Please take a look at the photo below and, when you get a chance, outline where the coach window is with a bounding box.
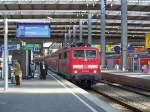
[64,52,67,59]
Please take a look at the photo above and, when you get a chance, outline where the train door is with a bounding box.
[63,51,68,74]
[58,53,62,72]
[56,57,59,72]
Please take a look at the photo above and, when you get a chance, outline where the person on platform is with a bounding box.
[40,61,47,80]
[30,61,36,78]
[115,64,119,71]
[13,60,22,86]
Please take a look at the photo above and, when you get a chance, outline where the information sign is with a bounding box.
[23,43,43,50]
[0,42,20,51]
[16,23,50,38]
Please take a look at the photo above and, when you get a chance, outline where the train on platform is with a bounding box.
[43,43,101,87]
[105,52,150,71]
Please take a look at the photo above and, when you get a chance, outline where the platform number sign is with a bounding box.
[145,33,150,48]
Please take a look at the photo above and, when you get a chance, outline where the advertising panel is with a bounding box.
[145,33,150,48]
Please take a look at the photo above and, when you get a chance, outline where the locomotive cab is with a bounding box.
[70,47,100,87]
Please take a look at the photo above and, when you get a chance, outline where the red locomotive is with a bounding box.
[44,43,101,87]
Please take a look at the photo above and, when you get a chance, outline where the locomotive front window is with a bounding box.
[74,50,85,58]
[73,50,96,58]
[86,50,96,58]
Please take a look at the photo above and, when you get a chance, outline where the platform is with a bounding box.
[101,70,150,90]
[0,71,117,112]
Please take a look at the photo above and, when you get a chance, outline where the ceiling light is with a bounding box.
[110,3,113,7]
[92,3,95,7]
[86,4,89,7]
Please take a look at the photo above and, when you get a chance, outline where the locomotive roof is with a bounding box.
[49,46,99,57]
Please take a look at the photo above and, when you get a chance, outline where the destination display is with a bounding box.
[16,23,50,38]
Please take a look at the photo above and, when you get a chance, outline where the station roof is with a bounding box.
[0,0,150,44]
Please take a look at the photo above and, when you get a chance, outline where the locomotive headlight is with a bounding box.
[93,70,97,73]
[74,70,78,73]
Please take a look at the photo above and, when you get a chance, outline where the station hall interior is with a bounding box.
[0,0,150,112]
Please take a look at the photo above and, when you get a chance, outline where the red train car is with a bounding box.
[105,52,150,71]
[44,44,101,87]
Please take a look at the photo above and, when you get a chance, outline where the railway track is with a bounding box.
[101,80,150,98]
[50,70,150,111]
[91,82,150,112]
[87,89,130,112]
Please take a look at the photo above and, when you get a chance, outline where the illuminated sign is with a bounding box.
[0,42,20,52]
[23,43,43,50]
[16,23,51,38]
[145,33,150,48]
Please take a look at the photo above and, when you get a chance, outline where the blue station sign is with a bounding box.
[16,23,51,38]
[0,42,20,52]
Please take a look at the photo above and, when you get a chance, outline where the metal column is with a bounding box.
[79,19,83,42]
[88,13,92,45]
[25,50,29,78]
[121,0,128,71]
[73,25,76,43]
[68,28,71,43]
[100,0,106,68]
[4,18,8,90]
[64,33,67,47]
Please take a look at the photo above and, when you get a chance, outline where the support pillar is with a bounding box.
[88,13,92,45]
[79,19,83,42]
[100,0,106,68]
[4,18,8,90]
[121,0,128,71]
[73,25,76,43]
[64,33,67,47]
[68,28,71,43]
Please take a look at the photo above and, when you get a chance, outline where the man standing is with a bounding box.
[13,60,22,85]
[30,61,36,78]
[40,61,46,80]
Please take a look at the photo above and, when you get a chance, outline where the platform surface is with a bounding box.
[102,70,150,79]
[0,71,117,112]
[101,70,150,90]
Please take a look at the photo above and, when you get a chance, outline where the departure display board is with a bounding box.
[16,23,50,38]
